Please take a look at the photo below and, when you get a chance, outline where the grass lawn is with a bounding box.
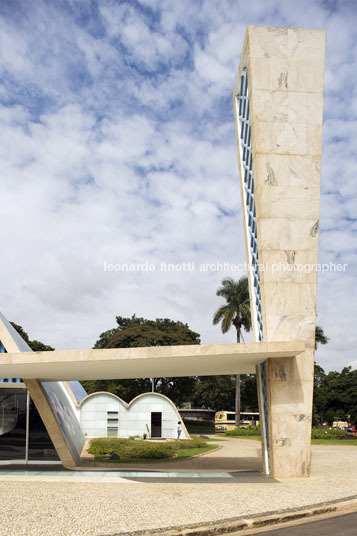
[311,439,357,445]
[226,436,261,441]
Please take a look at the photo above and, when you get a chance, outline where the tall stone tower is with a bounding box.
[233,26,326,478]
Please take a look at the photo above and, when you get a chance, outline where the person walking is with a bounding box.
[177,421,182,440]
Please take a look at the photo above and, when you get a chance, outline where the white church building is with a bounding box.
[78,392,189,440]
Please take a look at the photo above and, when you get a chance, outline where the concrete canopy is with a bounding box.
[0,341,305,381]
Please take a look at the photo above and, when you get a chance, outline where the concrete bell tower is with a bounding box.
[233,26,326,478]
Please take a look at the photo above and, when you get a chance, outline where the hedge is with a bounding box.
[225,425,261,437]
[225,426,348,439]
[311,428,346,439]
[183,419,215,434]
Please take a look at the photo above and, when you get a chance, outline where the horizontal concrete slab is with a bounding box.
[0,341,305,380]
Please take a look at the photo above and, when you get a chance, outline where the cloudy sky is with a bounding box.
[0,0,356,372]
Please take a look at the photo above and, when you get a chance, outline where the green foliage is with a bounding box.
[189,375,258,416]
[88,437,175,460]
[311,428,346,439]
[123,444,176,459]
[81,378,152,402]
[213,277,251,338]
[183,419,215,434]
[311,439,357,445]
[240,375,258,410]
[225,425,261,437]
[224,427,351,440]
[192,376,236,411]
[315,325,329,350]
[313,364,357,426]
[10,322,54,351]
[213,277,252,428]
[88,437,132,455]
[94,315,200,349]
[224,426,352,441]
[88,437,211,461]
[84,315,200,406]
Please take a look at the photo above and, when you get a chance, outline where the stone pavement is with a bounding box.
[0,438,356,536]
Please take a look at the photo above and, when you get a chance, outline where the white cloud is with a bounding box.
[0,0,355,372]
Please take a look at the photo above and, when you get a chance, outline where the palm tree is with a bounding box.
[213,276,252,427]
[315,325,329,350]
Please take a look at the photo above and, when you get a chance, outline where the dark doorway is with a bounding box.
[151,412,162,437]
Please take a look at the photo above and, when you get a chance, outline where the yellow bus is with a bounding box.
[215,411,260,432]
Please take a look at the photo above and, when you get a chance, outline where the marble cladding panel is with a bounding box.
[252,91,323,125]
[260,281,317,317]
[255,187,320,220]
[258,218,319,251]
[268,376,314,410]
[264,314,316,348]
[270,417,312,448]
[252,121,322,156]
[248,57,325,94]
[270,445,312,478]
[259,250,319,285]
[253,154,321,189]
[248,26,325,63]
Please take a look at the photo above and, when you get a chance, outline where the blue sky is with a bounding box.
[0,0,356,372]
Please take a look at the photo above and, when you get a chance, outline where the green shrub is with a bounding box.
[311,428,346,439]
[183,419,215,434]
[225,425,261,437]
[88,438,176,460]
[223,427,348,440]
[122,444,175,459]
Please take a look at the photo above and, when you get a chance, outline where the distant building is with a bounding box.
[178,408,216,423]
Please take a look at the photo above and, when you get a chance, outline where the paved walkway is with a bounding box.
[0,438,356,536]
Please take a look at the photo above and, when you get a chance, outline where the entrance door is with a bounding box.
[151,412,162,438]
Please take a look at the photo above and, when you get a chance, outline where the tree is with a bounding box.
[313,362,357,427]
[213,276,252,426]
[240,374,258,411]
[312,326,329,424]
[10,322,54,351]
[192,376,236,410]
[82,315,200,406]
[312,363,328,425]
[94,315,200,348]
[315,325,329,350]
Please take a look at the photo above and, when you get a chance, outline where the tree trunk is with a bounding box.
[235,329,241,427]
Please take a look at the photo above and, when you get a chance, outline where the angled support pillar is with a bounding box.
[0,313,84,468]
